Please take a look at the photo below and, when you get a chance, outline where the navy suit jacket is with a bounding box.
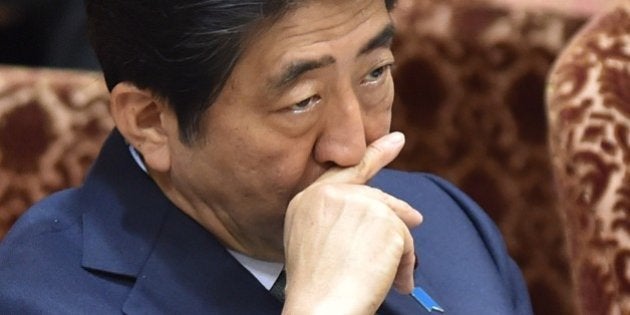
[0,130,532,314]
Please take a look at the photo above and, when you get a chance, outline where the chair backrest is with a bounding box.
[547,1,630,314]
[0,65,113,239]
[390,0,589,314]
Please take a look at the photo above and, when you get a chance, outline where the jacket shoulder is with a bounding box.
[1,188,83,244]
[0,188,129,313]
[371,169,533,314]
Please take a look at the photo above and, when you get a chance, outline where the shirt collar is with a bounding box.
[227,249,284,290]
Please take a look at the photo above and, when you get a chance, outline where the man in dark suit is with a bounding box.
[0,0,533,313]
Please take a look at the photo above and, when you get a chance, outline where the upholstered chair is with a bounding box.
[0,66,112,239]
[547,1,630,314]
[390,0,589,314]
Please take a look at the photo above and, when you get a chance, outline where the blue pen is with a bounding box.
[411,286,445,313]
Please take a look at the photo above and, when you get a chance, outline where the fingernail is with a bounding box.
[387,132,405,144]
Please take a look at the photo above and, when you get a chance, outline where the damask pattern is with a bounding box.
[0,66,113,238]
[390,1,585,314]
[548,2,630,314]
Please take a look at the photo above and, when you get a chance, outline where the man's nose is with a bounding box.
[313,91,367,168]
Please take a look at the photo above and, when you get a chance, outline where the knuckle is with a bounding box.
[367,202,398,223]
[367,141,386,156]
[351,160,370,182]
[316,184,340,199]
[288,190,305,208]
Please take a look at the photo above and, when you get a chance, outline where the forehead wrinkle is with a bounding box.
[258,0,389,92]
[276,0,374,44]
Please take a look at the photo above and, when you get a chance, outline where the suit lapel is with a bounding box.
[79,130,282,314]
[80,129,170,278]
[121,206,282,314]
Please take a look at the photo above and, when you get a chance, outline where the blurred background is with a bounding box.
[0,0,98,69]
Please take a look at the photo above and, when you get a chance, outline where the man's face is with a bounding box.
[164,0,395,260]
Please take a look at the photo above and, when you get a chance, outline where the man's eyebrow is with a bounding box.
[357,23,396,57]
[269,24,395,91]
[270,55,336,91]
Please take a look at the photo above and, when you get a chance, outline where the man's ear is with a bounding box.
[109,82,173,173]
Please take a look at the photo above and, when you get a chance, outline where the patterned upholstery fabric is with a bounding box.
[0,1,590,314]
[390,1,586,314]
[0,66,112,238]
[547,1,630,314]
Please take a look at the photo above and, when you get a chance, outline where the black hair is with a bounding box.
[86,0,397,144]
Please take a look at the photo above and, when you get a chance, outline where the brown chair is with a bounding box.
[0,65,113,238]
[547,1,630,314]
[390,0,589,314]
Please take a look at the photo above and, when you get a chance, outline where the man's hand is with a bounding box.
[282,132,423,315]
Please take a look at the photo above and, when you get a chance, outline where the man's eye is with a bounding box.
[362,64,392,84]
[288,95,321,113]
